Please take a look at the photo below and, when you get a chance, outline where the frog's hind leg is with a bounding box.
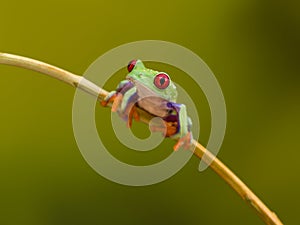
[149,114,178,138]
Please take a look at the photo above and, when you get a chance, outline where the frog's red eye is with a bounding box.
[154,73,170,89]
[127,60,137,72]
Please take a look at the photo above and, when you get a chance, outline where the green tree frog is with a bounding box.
[101,60,192,151]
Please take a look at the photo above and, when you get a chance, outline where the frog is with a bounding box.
[101,59,192,151]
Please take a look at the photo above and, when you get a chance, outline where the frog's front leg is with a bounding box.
[119,87,139,127]
[101,80,139,127]
[165,102,193,151]
[101,80,132,111]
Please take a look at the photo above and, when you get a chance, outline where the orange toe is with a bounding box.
[127,104,137,128]
[132,106,140,122]
[173,132,192,151]
[173,140,184,151]
[111,94,123,112]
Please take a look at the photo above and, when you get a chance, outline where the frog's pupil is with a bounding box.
[160,78,165,86]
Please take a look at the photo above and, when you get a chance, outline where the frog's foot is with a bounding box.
[101,92,123,112]
[127,104,140,128]
[173,131,193,151]
[101,91,116,107]
[101,98,111,107]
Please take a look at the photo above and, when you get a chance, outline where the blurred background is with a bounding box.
[0,0,299,224]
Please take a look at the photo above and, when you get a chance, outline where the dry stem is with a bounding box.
[0,52,283,225]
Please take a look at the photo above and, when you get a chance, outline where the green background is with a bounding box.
[0,0,299,224]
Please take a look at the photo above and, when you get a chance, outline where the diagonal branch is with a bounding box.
[0,52,283,225]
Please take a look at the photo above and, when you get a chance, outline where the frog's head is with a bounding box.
[126,59,178,101]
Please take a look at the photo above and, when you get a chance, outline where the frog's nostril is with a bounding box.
[127,60,137,72]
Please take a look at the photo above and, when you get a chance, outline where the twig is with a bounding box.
[0,52,284,225]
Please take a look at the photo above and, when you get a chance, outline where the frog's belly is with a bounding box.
[137,97,169,118]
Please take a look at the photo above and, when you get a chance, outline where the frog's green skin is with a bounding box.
[104,60,192,149]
